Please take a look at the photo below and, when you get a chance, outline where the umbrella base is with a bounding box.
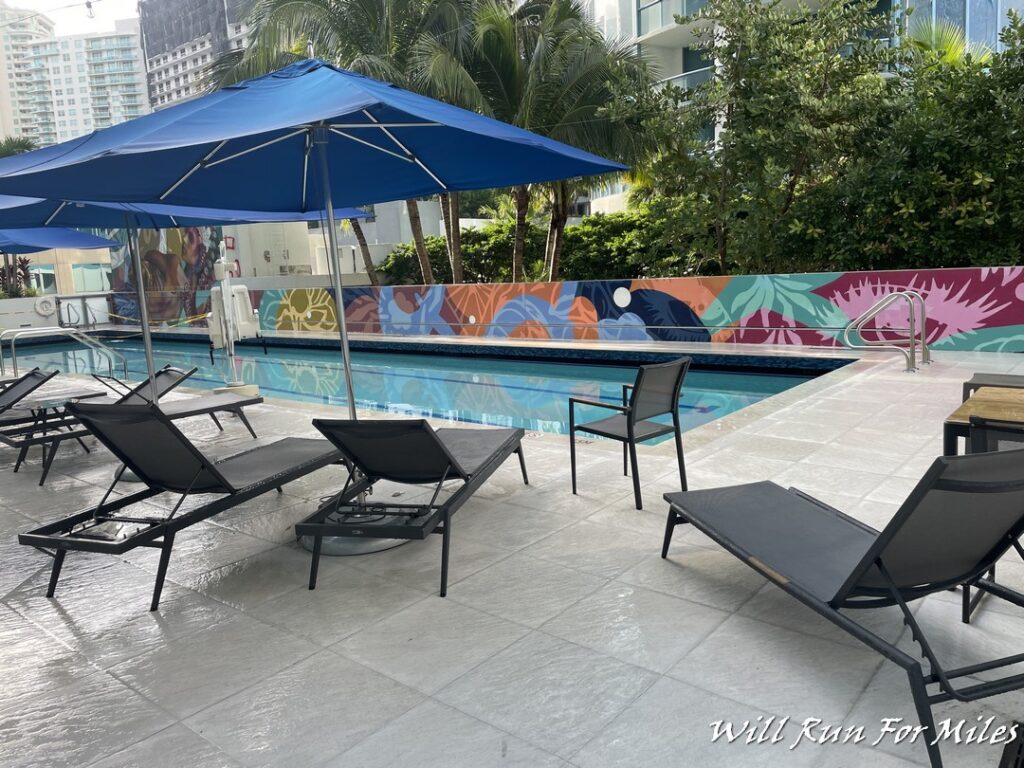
[298,534,409,556]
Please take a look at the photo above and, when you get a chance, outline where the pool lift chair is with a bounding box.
[569,357,691,510]
[661,447,1024,768]
[298,419,528,597]
[18,401,342,611]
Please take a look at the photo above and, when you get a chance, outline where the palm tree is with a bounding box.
[0,136,35,158]
[417,0,647,281]
[338,217,380,285]
[210,0,472,285]
[908,17,992,65]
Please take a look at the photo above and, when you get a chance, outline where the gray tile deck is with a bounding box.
[1,348,1023,766]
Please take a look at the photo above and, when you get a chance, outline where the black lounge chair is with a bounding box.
[661,450,1024,768]
[569,357,690,510]
[18,402,342,611]
[297,419,528,596]
[91,364,196,404]
[0,368,61,426]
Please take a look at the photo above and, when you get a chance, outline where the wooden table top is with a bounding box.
[946,386,1024,426]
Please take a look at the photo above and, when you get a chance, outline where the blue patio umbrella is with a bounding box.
[0,194,372,229]
[0,227,118,254]
[0,58,628,416]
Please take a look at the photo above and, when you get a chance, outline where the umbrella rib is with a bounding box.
[326,122,442,128]
[328,128,414,163]
[44,201,67,226]
[204,128,308,169]
[160,140,228,200]
[302,130,311,211]
[359,110,447,190]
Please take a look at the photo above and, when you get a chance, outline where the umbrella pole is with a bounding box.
[124,215,159,402]
[316,129,357,420]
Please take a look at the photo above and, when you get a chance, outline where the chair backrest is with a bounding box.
[969,416,1024,454]
[68,401,234,494]
[629,357,691,422]
[835,448,1024,603]
[114,365,196,405]
[0,368,58,412]
[312,418,468,484]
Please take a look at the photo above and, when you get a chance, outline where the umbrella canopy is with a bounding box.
[0,227,118,254]
[0,58,627,209]
[0,58,627,417]
[0,195,372,228]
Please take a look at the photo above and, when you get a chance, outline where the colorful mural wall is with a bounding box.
[108,226,221,327]
[247,267,1024,352]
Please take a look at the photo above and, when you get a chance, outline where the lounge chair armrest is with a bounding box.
[569,397,630,414]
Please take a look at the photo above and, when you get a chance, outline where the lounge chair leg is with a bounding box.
[46,549,66,597]
[628,441,642,510]
[906,664,943,768]
[962,583,973,625]
[150,532,175,611]
[308,536,322,590]
[236,409,258,439]
[623,442,628,476]
[209,413,223,432]
[439,511,451,598]
[39,440,60,486]
[661,511,679,559]
[13,444,28,473]
[516,446,529,485]
[569,425,578,496]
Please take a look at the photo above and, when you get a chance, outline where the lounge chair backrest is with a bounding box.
[969,416,1024,454]
[0,368,58,412]
[835,448,1024,603]
[115,365,196,405]
[629,357,691,422]
[312,419,468,483]
[67,401,234,494]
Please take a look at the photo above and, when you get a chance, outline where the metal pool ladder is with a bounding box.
[0,326,129,378]
[842,290,930,372]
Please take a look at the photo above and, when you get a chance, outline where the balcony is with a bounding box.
[638,0,704,41]
[661,66,713,91]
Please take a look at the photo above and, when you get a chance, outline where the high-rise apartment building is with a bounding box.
[0,1,55,139]
[139,0,248,110]
[23,19,149,146]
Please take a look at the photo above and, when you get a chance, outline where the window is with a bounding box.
[27,264,56,295]
[72,263,112,292]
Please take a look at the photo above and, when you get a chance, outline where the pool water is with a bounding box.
[15,340,814,437]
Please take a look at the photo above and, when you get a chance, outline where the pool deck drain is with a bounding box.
[0,347,1021,767]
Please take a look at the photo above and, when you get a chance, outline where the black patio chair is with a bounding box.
[569,357,690,510]
[661,449,1024,768]
[297,419,528,597]
[18,401,341,611]
[960,415,1024,623]
[0,367,59,426]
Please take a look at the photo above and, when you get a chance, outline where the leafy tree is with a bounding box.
[0,136,35,158]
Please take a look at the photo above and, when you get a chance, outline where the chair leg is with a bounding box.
[46,549,66,597]
[516,446,529,485]
[623,442,628,477]
[236,409,258,439]
[569,427,578,496]
[150,532,176,611]
[674,424,687,492]
[209,413,223,431]
[39,440,60,486]
[13,444,28,473]
[439,511,451,598]
[906,663,943,768]
[628,441,642,510]
[308,535,322,590]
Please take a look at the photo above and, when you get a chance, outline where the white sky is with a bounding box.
[14,0,140,36]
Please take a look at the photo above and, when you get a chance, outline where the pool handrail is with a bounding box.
[0,326,128,379]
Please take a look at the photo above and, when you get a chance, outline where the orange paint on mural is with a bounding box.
[629,276,731,319]
[509,320,551,340]
[445,282,563,336]
[568,296,599,340]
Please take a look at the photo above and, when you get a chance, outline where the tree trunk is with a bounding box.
[545,182,570,281]
[511,185,530,283]
[350,218,379,286]
[548,214,567,281]
[406,198,434,285]
[448,191,463,283]
[439,192,454,262]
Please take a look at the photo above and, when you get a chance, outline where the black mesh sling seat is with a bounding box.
[18,402,341,611]
[569,357,690,510]
[661,448,1024,768]
[297,419,528,597]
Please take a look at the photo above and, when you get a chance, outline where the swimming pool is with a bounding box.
[14,339,818,436]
